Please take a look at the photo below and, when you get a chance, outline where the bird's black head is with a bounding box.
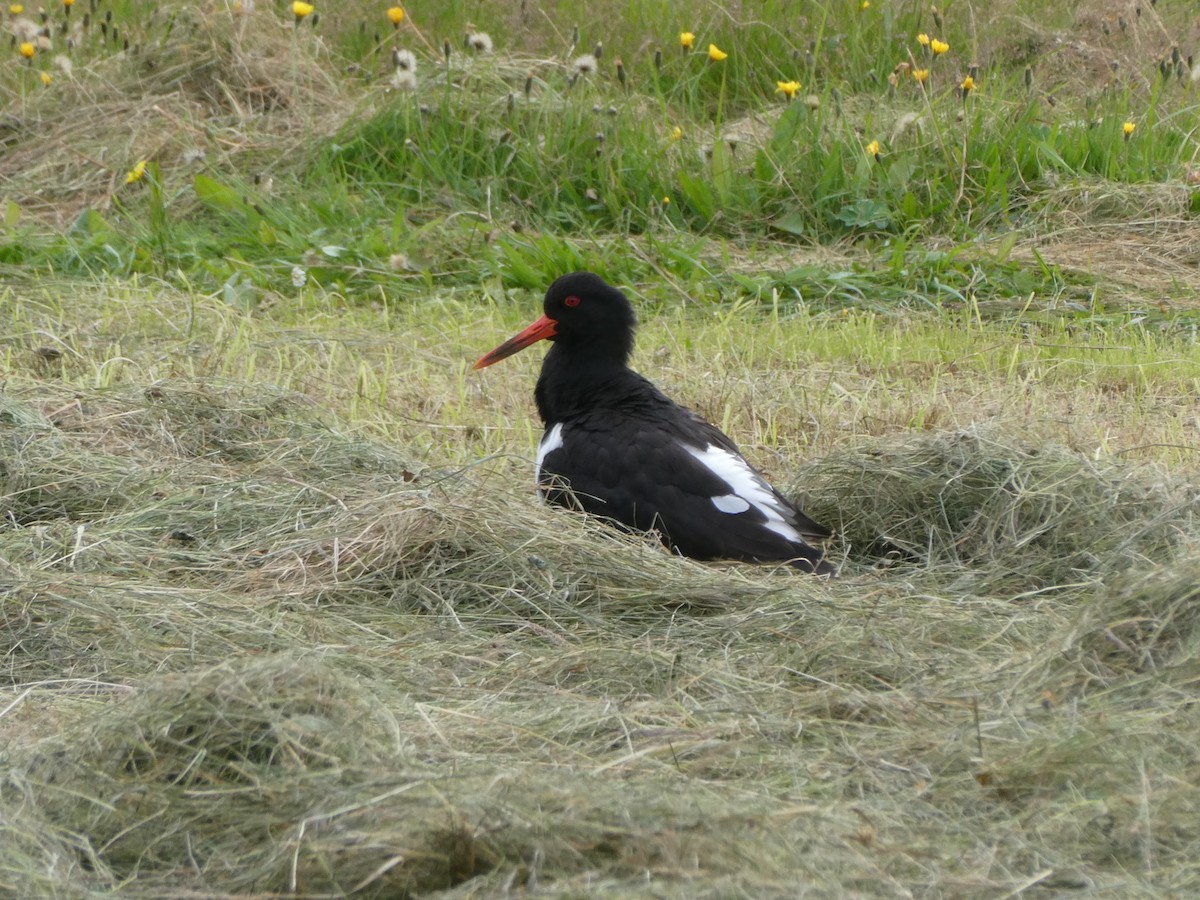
[473,271,637,370]
[542,271,637,361]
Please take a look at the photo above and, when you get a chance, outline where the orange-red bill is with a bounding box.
[472,314,558,369]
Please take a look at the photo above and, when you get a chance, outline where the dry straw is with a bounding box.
[4,382,1200,894]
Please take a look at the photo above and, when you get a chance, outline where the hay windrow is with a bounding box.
[3,383,1200,895]
[10,652,867,897]
[797,426,1200,588]
[1,6,355,225]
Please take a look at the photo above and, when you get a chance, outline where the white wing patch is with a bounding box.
[536,423,565,480]
[684,444,802,542]
[711,494,751,514]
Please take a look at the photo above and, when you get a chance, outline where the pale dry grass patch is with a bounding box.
[1,5,353,226]
[3,301,1200,893]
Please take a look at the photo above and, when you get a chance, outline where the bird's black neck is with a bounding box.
[534,341,648,423]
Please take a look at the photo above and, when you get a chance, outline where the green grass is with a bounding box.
[4,0,1200,299]
[4,0,1200,896]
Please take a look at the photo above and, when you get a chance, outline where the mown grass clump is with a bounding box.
[800,427,1200,586]
[3,376,1200,894]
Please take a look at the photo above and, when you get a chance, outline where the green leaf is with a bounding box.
[771,210,808,237]
[4,198,19,230]
[992,231,1019,264]
[710,140,734,205]
[678,171,715,221]
[768,102,806,155]
[1035,141,1071,173]
[194,174,246,213]
[257,219,277,247]
[69,208,118,240]
[833,199,892,231]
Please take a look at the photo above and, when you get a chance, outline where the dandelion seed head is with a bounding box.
[390,68,417,91]
[572,53,596,75]
[392,48,416,71]
[11,17,39,41]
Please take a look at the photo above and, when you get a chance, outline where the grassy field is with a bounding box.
[3,0,1200,896]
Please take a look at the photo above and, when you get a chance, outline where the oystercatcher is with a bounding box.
[474,271,835,575]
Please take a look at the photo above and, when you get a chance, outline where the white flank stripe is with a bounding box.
[711,494,751,514]
[684,444,802,542]
[536,423,565,479]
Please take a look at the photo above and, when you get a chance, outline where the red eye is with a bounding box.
[563,295,581,307]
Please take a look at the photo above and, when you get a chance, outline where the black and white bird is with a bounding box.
[473,271,835,575]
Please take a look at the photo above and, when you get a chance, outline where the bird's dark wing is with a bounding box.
[537,414,831,571]
[669,407,833,542]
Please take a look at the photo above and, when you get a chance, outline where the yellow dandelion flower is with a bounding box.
[63,0,73,6]
[866,139,881,160]
[776,80,801,100]
[1123,121,1136,138]
[931,38,949,55]
[8,3,24,12]
[960,75,975,93]
[861,0,870,8]
[707,43,727,62]
[39,71,52,85]
[917,33,930,46]
[386,6,404,26]
[680,31,694,50]
[662,196,670,206]
[291,1,314,20]
[671,125,683,141]
[19,41,34,59]
[125,160,147,185]
[913,68,929,84]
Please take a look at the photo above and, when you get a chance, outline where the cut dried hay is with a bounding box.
[4,381,1200,895]
[798,426,1200,588]
[1,6,353,226]
[8,652,868,897]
